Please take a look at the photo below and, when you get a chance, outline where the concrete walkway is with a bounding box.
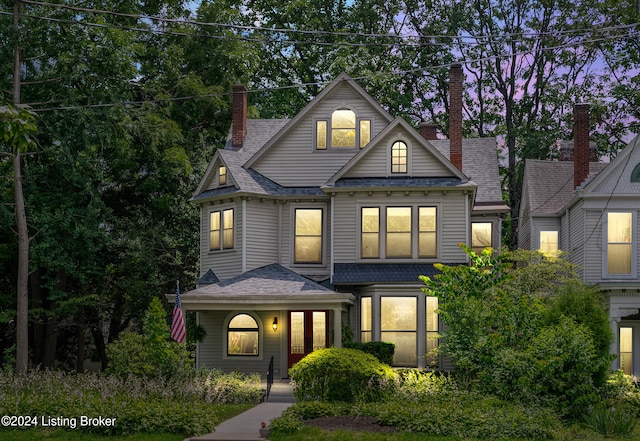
[186,380,295,441]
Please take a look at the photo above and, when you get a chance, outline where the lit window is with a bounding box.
[539,230,559,258]
[426,296,439,367]
[360,206,438,260]
[381,297,417,366]
[386,207,412,258]
[294,208,323,263]
[361,207,380,258]
[620,327,633,376]
[219,165,227,186]
[360,120,371,148]
[471,222,493,254]
[391,141,408,173]
[332,109,356,148]
[607,212,633,275]
[227,314,259,356]
[419,207,437,257]
[316,121,327,149]
[210,208,234,251]
[314,111,370,150]
[361,297,372,343]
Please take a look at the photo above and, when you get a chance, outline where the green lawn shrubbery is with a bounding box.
[288,347,394,403]
[343,341,395,365]
[0,369,261,436]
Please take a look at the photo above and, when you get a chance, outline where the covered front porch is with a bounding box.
[168,264,355,379]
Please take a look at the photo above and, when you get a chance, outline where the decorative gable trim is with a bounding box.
[244,73,394,169]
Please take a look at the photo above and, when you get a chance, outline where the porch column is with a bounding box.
[609,308,621,372]
[333,308,342,348]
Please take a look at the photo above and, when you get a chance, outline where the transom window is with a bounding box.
[606,212,633,275]
[471,222,493,254]
[315,109,371,150]
[391,141,408,173]
[360,206,437,259]
[294,208,323,264]
[210,208,234,251]
[227,313,259,356]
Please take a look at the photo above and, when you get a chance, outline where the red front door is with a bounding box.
[288,310,328,369]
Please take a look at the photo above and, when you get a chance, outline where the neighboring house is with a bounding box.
[170,66,508,379]
[519,103,640,376]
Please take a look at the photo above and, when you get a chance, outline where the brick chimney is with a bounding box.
[449,64,463,171]
[231,84,247,148]
[573,103,590,189]
[419,122,439,140]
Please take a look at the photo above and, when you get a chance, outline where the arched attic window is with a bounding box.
[315,109,371,150]
[631,163,640,182]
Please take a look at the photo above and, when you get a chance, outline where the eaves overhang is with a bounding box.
[166,292,356,311]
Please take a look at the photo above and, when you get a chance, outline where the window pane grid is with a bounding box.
[391,141,407,173]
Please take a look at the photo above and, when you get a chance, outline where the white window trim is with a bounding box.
[357,202,440,261]
[602,211,637,279]
[222,311,264,360]
[291,205,327,266]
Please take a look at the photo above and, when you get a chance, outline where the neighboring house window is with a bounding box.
[607,212,633,275]
[381,297,417,366]
[210,208,234,251]
[315,110,371,150]
[227,314,259,356]
[426,296,439,367]
[386,207,412,258]
[620,327,633,376]
[219,165,227,186]
[360,206,438,259]
[294,208,323,263]
[361,297,372,342]
[471,222,492,254]
[391,141,408,173]
[361,207,380,258]
[631,163,640,182]
[539,230,559,258]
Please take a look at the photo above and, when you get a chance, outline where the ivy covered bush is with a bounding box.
[289,347,395,403]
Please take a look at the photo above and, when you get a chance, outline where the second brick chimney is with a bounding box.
[449,64,463,171]
[419,122,439,140]
[231,84,247,148]
[573,103,590,189]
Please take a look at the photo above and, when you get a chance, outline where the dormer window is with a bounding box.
[219,165,227,186]
[315,109,371,150]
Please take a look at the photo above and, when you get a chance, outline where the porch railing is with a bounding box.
[266,355,274,401]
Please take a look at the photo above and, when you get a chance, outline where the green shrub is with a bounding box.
[0,369,261,435]
[343,341,395,365]
[289,347,395,403]
[105,297,193,379]
[583,402,638,437]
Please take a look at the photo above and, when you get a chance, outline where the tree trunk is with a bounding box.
[14,151,29,373]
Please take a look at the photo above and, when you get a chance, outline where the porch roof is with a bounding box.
[169,264,355,310]
[332,263,456,285]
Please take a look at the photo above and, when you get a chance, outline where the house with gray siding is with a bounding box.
[170,67,508,378]
[519,103,640,377]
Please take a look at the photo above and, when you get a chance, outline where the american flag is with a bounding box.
[170,281,186,343]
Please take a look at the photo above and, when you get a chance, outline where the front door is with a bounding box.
[288,310,328,369]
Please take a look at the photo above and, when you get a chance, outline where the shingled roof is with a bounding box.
[523,159,608,214]
[332,263,447,284]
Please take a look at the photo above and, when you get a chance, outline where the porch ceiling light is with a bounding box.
[272,317,278,332]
